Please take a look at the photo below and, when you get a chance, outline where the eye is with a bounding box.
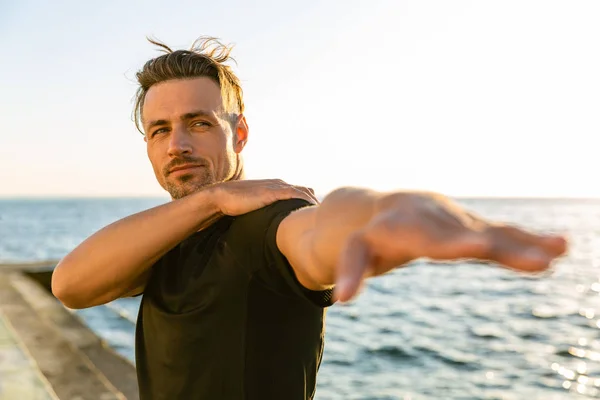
[150,128,169,138]
[192,121,210,128]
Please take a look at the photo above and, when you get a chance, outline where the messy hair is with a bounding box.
[133,36,244,134]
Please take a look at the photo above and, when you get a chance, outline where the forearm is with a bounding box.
[52,187,222,309]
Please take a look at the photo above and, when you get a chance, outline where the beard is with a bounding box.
[162,155,216,200]
[161,153,241,200]
[165,168,216,199]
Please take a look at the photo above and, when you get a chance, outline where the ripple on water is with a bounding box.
[324,358,353,367]
[531,308,561,320]
[414,345,480,371]
[7,198,600,399]
[469,324,505,340]
[363,345,419,363]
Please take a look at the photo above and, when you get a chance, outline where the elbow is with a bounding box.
[51,263,93,309]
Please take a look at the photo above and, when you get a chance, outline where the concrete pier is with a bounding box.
[0,263,139,400]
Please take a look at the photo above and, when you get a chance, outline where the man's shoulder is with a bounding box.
[231,198,313,229]
[224,198,313,253]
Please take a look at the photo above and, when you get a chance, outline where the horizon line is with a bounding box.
[1,194,600,201]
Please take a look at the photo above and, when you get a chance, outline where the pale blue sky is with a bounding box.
[1,0,599,198]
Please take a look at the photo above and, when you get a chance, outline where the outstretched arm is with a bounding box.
[276,187,568,302]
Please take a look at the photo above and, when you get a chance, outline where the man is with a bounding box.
[52,36,567,400]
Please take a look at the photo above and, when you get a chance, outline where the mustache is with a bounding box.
[163,156,207,175]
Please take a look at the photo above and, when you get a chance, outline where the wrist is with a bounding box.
[190,185,223,228]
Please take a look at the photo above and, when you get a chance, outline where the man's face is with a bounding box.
[142,78,247,199]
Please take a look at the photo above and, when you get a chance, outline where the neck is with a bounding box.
[230,154,245,181]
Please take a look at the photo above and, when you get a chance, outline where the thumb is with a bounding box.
[334,232,373,303]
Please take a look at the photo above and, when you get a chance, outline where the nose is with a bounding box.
[167,125,193,157]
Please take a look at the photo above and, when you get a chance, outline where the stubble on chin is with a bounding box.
[164,171,216,200]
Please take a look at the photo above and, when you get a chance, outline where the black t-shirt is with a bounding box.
[135,199,335,400]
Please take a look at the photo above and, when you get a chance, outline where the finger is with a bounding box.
[334,232,372,303]
[492,225,567,256]
[293,186,320,204]
[268,181,317,204]
[482,226,568,270]
[495,247,554,272]
[287,187,318,205]
[266,183,314,204]
[307,187,319,202]
[424,237,551,273]
[277,185,317,204]
[541,234,568,256]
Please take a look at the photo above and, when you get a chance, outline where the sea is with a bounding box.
[0,197,599,400]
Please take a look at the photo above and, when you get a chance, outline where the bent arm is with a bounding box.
[52,188,221,309]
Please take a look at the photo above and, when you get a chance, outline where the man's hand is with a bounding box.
[334,192,568,302]
[210,179,319,216]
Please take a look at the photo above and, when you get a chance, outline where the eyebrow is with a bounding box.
[145,109,216,131]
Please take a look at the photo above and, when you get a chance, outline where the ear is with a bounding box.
[233,115,249,153]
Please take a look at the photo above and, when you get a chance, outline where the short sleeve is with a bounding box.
[262,200,335,308]
[226,199,334,308]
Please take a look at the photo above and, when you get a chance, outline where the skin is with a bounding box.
[52,76,568,310]
[277,188,568,302]
[143,78,246,199]
[48,57,571,400]
[51,77,318,309]
[141,77,568,305]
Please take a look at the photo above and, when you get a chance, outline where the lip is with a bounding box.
[169,164,203,174]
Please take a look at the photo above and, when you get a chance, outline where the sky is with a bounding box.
[1,0,599,198]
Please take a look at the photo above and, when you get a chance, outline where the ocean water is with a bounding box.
[0,197,599,400]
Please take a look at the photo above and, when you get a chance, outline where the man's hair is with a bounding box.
[133,36,244,134]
